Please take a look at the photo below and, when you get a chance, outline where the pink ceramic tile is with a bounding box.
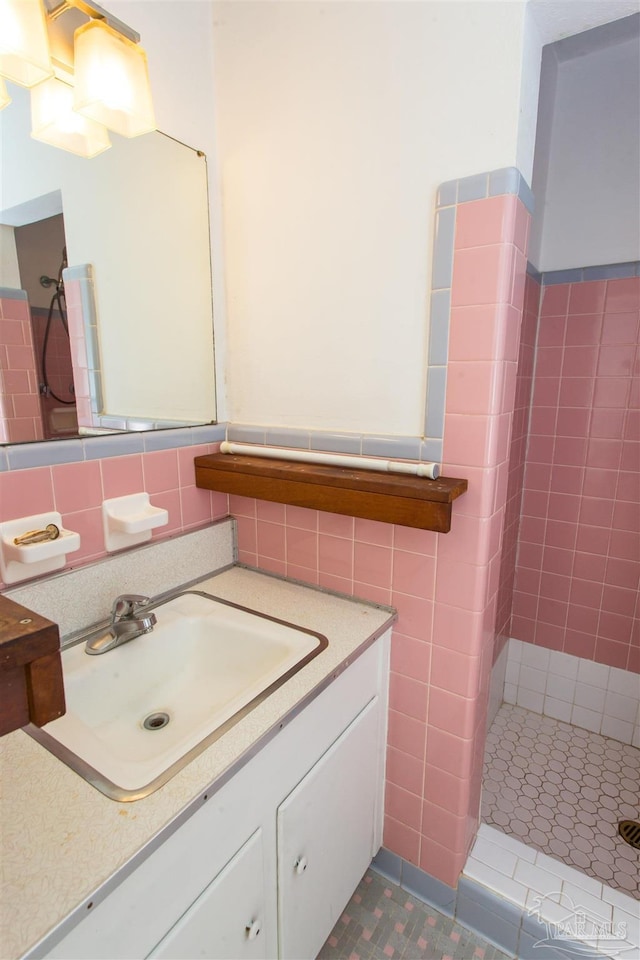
[387,709,426,761]
[391,593,433,642]
[579,497,614,528]
[285,526,318,568]
[419,837,463,888]
[257,556,286,577]
[237,549,258,567]
[421,801,467,853]
[609,528,639,561]
[575,523,610,556]
[211,491,230,521]
[428,688,475,739]
[605,556,639,591]
[537,315,565,348]
[392,525,437,556]
[386,745,425,797]
[284,504,318,530]
[446,361,499,415]
[318,533,353,579]
[383,816,420,866]
[177,444,207,486]
[228,495,256,517]
[563,629,595,660]
[142,449,180,494]
[570,577,604,609]
[353,541,392,588]
[423,765,470,819]
[598,345,634,378]
[61,506,103,563]
[448,305,503,362]
[392,550,435,599]
[559,378,595,409]
[546,493,580,524]
[235,515,257,553]
[539,572,571,602]
[389,673,428,723]
[565,313,602,346]
[430,605,483,660]
[542,546,573,576]
[602,584,637,618]
[601,312,639,344]
[256,519,286,560]
[318,511,354,538]
[285,563,318,586]
[513,199,531,255]
[425,727,473,779]
[385,781,423,832]
[317,571,352,594]
[562,345,599,378]
[540,284,570,317]
[443,414,493,468]
[598,610,633,644]
[354,517,393,546]
[150,489,182,538]
[604,277,640,313]
[256,500,286,524]
[0,466,54,521]
[536,597,567,627]
[586,438,622,470]
[612,497,640,530]
[572,551,607,582]
[594,637,630,671]
[566,603,600,634]
[390,633,431,683]
[101,455,144,500]
[454,195,517,250]
[352,581,392,605]
[180,485,214,528]
[451,244,512,307]
[568,281,606,315]
[52,460,102,515]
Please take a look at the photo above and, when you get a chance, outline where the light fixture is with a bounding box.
[0,0,53,87]
[73,18,155,137]
[0,0,156,158]
[31,74,110,157]
[0,75,11,109]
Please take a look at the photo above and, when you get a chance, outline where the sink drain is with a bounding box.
[143,712,170,731]
[618,820,640,850]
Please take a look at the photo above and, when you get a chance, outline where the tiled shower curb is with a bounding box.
[372,830,639,959]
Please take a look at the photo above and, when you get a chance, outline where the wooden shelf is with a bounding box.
[0,596,66,736]
[195,453,467,533]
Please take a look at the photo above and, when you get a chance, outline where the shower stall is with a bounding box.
[480,9,639,934]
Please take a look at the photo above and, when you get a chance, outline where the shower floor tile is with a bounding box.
[482,703,639,899]
[318,869,511,960]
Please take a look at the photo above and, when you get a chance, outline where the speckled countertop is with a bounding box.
[0,566,395,960]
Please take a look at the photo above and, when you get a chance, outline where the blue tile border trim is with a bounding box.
[437,166,535,215]
[370,849,602,960]
[0,287,28,300]
[541,260,640,284]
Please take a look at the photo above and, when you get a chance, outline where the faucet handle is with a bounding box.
[112,594,150,621]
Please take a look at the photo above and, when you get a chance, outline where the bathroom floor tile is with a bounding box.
[318,870,511,960]
[482,703,640,899]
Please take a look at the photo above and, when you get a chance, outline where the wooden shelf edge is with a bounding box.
[195,454,467,533]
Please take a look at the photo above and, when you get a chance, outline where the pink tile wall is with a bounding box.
[0,296,44,443]
[0,442,229,590]
[512,277,640,673]
[494,272,541,662]
[231,192,531,887]
[65,278,93,430]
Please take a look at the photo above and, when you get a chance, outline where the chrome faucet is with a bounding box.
[85,594,157,655]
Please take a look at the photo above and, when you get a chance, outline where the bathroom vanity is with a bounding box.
[0,565,394,960]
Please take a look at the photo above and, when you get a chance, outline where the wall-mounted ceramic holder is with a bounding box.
[102,493,169,552]
[0,513,81,585]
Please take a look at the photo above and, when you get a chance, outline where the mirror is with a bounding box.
[0,84,216,443]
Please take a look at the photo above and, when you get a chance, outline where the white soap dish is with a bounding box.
[102,493,168,552]
[0,512,81,584]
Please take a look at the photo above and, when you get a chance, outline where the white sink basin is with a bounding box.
[27,590,327,800]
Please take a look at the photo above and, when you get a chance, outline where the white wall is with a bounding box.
[213,0,531,435]
[530,29,640,271]
[0,226,20,289]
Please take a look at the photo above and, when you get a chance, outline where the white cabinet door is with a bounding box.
[277,696,381,960]
[148,829,267,960]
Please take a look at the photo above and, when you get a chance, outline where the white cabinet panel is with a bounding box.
[149,829,266,960]
[277,697,381,960]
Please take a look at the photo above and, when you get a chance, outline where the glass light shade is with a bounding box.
[0,75,11,110]
[0,0,53,87]
[73,19,155,138]
[31,75,111,158]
